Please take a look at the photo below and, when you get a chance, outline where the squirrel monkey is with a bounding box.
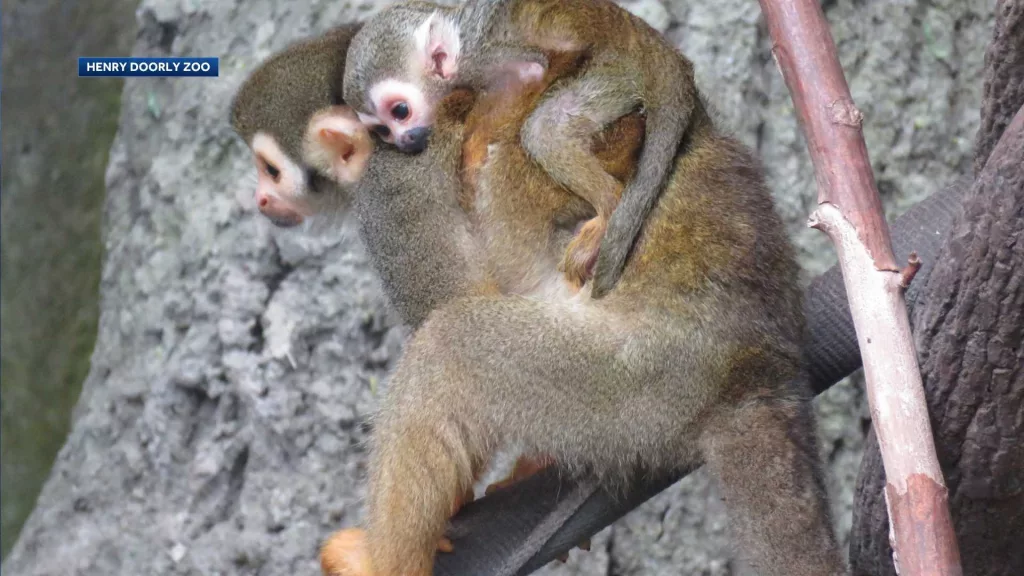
[326,46,846,576]
[230,33,658,569]
[343,0,700,296]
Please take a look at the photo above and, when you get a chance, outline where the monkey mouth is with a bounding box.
[266,214,304,228]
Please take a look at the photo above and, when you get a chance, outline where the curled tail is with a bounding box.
[590,101,691,298]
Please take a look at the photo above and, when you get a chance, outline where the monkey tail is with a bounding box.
[590,103,690,298]
[698,387,846,575]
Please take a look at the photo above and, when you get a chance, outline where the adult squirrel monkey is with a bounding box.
[231,25,845,576]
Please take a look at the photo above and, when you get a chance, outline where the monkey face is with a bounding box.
[347,10,462,155]
[249,133,313,228]
[242,107,372,229]
[359,78,436,154]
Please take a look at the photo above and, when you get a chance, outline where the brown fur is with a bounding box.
[486,0,703,292]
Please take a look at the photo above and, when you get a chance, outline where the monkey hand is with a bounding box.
[560,217,607,290]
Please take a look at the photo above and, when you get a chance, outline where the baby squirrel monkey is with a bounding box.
[329,43,846,576]
[343,0,700,296]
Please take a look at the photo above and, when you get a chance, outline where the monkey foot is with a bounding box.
[321,529,374,576]
[550,537,593,564]
[321,527,459,576]
[440,484,477,553]
[560,218,606,290]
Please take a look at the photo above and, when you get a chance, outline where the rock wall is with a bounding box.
[2,1,994,574]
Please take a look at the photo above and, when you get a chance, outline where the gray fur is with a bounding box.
[230,25,359,162]
[353,128,487,328]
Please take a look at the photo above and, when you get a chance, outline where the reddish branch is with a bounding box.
[899,252,922,290]
[854,100,1024,576]
[757,0,897,270]
[757,0,963,574]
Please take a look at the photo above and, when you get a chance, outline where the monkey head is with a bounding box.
[343,3,462,154]
[230,58,373,227]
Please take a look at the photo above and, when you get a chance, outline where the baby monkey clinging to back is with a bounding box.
[343,0,700,296]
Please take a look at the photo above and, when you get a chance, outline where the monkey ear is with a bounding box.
[415,12,460,79]
[305,108,373,185]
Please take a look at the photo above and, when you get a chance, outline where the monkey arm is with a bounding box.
[454,43,549,93]
[432,179,965,576]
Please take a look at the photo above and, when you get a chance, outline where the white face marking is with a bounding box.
[249,132,311,226]
[252,133,304,201]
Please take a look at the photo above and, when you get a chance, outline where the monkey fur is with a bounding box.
[343,0,703,297]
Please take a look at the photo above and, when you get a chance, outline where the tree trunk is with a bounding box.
[851,3,1024,574]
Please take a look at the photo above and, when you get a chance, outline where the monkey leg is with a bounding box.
[359,295,668,576]
[521,61,640,287]
[700,394,847,576]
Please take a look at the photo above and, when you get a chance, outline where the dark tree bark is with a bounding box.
[851,3,1024,572]
[974,0,1024,176]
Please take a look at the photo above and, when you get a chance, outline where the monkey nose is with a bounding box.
[256,194,305,228]
[396,127,431,154]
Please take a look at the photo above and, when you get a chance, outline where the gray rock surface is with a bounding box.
[2,1,993,574]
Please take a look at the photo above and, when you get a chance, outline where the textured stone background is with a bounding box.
[1,0,994,574]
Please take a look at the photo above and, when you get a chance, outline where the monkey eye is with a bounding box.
[264,161,281,182]
[372,125,391,139]
[391,102,410,121]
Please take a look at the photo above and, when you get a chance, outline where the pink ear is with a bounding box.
[316,126,356,161]
[417,13,460,79]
